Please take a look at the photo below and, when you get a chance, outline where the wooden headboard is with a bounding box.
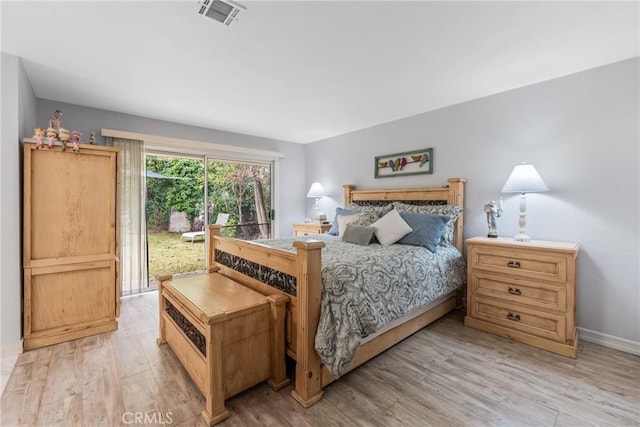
[342,178,466,252]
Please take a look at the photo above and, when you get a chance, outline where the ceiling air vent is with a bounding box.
[197,0,246,26]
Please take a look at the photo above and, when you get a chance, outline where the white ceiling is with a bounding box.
[1,1,638,144]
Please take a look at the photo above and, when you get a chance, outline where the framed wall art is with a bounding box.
[374,148,433,178]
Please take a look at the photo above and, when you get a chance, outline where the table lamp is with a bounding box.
[501,163,549,242]
[307,182,326,223]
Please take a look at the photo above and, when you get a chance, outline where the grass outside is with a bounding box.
[148,232,205,278]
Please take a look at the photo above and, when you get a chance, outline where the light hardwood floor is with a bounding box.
[1,291,638,426]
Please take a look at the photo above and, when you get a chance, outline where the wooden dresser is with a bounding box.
[23,142,119,350]
[464,237,579,358]
[292,222,331,236]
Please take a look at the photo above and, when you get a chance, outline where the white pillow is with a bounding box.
[371,209,413,245]
[337,214,362,237]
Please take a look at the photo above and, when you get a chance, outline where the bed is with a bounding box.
[204,178,466,407]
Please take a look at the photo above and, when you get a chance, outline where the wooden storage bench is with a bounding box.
[157,272,289,426]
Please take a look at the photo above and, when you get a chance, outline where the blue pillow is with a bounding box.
[398,212,448,252]
[325,207,359,235]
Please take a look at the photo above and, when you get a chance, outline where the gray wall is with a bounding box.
[36,99,306,238]
[306,58,640,342]
[1,53,37,351]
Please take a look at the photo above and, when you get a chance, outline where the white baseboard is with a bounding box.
[579,327,640,356]
[1,340,23,359]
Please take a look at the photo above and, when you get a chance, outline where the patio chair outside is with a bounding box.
[180,213,229,243]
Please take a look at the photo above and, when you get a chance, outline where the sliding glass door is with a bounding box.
[144,153,272,288]
[146,153,206,283]
[207,159,272,240]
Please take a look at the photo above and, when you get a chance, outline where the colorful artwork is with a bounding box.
[375,148,433,178]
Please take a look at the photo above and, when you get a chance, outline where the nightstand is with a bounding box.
[464,237,580,358]
[293,222,331,236]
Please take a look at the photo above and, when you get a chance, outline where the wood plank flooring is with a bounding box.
[1,290,638,426]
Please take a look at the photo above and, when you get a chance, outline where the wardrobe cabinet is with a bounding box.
[23,141,119,350]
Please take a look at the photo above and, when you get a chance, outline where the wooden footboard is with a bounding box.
[207,226,326,405]
[206,178,466,407]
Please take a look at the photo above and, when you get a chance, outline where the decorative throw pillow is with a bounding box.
[346,203,393,218]
[398,212,448,252]
[392,202,462,245]
[337,214,363,237]
[326,207,359,235]
[341,224,375,246]
[351,211,378,227]
[370,209,413,246]
[345,204,393,243]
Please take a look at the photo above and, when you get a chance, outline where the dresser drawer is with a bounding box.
[469,271,566,312]
[469,245,568,284]
[469,296,566,342]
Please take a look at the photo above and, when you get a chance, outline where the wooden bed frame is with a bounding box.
[205,178,465,407]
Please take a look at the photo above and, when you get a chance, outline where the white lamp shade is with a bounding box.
[502,164,549,193]
[306,182,326,198]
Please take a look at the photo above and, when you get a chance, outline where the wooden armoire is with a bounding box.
[23,141,120,350]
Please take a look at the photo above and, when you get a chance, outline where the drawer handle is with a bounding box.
[507,312,521,322]
[507,260,521,268]
[508,287,522,295]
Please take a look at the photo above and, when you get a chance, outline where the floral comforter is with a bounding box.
[257,234,466,377]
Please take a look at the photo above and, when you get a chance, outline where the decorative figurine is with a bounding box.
[46,127,57,149]
[484,198,503,238]
[71,131,82,153]
[58,128,70,151]
[33,128,45,149]
[88,132,96,145]
[48,110,62,137]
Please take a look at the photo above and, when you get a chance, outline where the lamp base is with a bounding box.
[513,232,531,242]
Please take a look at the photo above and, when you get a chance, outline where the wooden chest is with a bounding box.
[157,273,289,425]
[464,237,580,358]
